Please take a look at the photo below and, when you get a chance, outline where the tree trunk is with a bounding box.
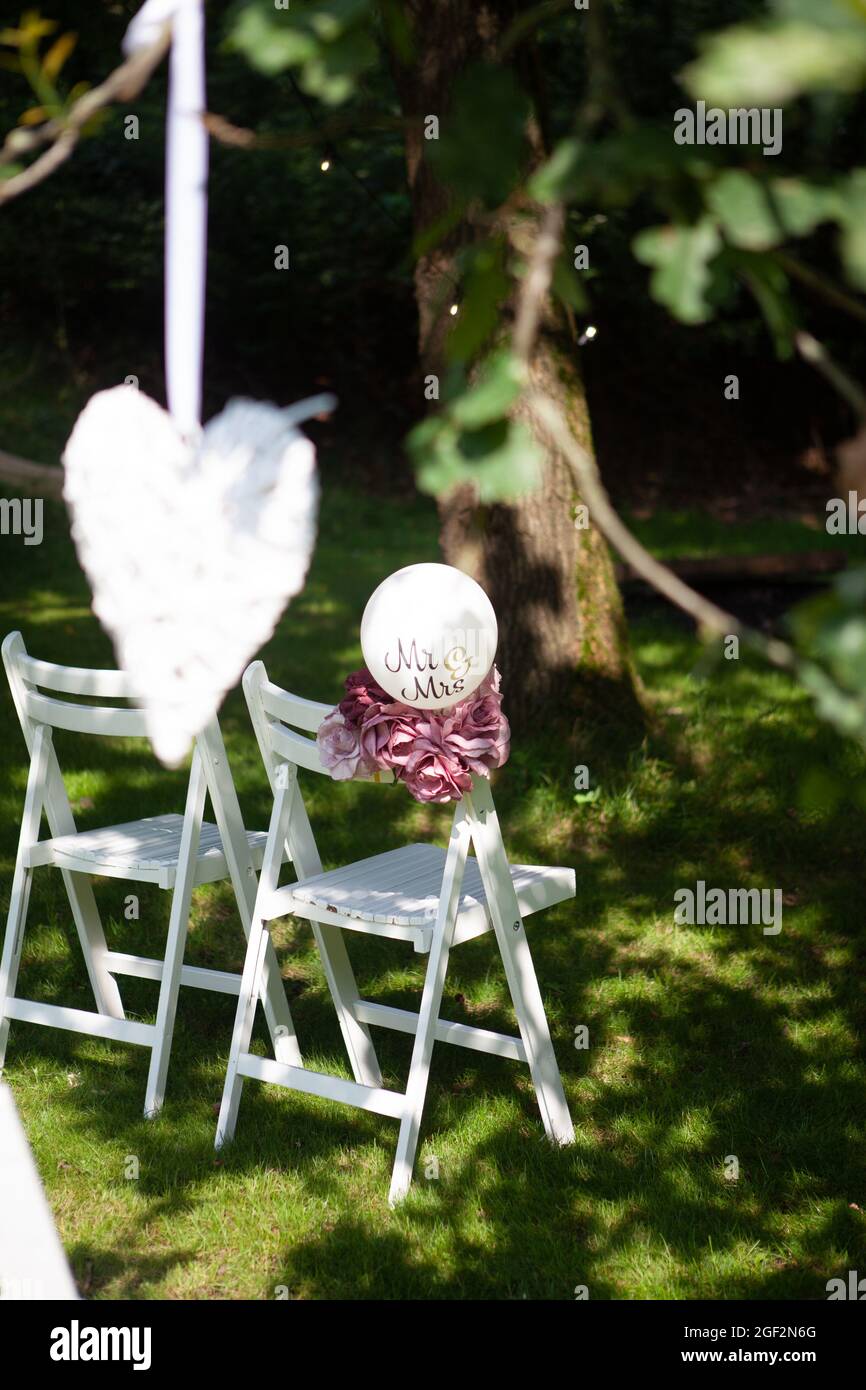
[389,0,644,735]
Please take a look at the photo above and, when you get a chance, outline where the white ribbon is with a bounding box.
[125,0,207,439]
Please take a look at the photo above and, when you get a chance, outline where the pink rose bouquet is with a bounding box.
[316,665,510,803]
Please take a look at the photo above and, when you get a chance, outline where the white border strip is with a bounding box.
[0,1083,78,1300]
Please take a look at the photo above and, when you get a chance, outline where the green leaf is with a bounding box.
[408,419,466,497]
[447,239,509,361]
[463,418,543,502]
[836,169,866,289]
[378,0,413,63]
[797,659,866,739]
[428,65,529,207]
[409,410,542,502]
[227,0,376,101]
[707,171,781,250]
[774,0,866,33]
[298,28,377,105]
[769,177,839,236]
[551,254,588,312]
[632,219,722,323]
[546,129,708,208]
[449,351,524,429]
[683,20,866,105]
[574,786,601,806]
[229,5,317,74]
[527,138,583,204]
[789,567,866,742]
[734,251,797,357]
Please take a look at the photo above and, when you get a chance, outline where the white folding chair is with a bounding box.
[216,659,576,1204]
[0,631,301,1117]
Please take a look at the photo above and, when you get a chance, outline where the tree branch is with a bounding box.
[529,390,799,673]
[777,251,866,326]
[512,202,564,363]
[509,187,797,672]
[795,330,866,422]
[202,108,401,152]
[0,448,64,499]
[0,24,171,206]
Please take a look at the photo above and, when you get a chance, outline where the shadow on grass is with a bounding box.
[2,492,866,1298]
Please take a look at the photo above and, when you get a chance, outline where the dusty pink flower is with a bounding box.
[403,748,474,803]
[375,709,434,773]
[338,667,390,725]
[399,718,473,803]
[321,664,509,801]
[317,711,366,780]
[355,701,404,764]
[447,671,510,775]
[465,709,510,771]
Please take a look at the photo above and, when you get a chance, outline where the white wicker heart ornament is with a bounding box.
[62,384,323,766]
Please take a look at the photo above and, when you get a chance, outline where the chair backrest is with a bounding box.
[242,659,395,788]
[2,630,149,748]
[2,632,268,911]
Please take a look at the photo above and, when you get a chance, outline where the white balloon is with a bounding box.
[360,563,498,709]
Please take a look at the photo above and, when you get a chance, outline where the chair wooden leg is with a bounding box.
[311,922,382,1089]
[216,914,269,1148]
[258,934,302,1068]
[61,870,125,1020]
[284,780,381,1085]
[468,781,574,1146]
[195,719,301,1068]
[143,753,207,1118]
[388,925,454,1206]
[0,859,33,1073]
[1,724,48,1073]
[493,914,574,1144]
[388,807,471,1206]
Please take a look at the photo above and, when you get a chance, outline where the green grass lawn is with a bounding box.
[1,478,866,1301]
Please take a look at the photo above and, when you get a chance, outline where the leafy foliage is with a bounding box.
[427,65,530,209]
[790,568,866,743]
[683,0,866,104]
[633,219,722,324]
[408,351,543,502]
[0,9,94,128]
[226,0,377,104]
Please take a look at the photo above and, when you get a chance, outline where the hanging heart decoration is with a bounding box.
[62,384,327,767]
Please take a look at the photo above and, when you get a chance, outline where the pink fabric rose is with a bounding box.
[369,709,425,773]
[317,710,365,781]
[400,717,475,803]
[403,750,474,804]
[450,691,510,774]
[320,664,509,802]
[354,701,398,763]
[339,667,391,724]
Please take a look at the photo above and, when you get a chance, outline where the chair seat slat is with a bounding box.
[278,843,574,929]
[26,814,268,874]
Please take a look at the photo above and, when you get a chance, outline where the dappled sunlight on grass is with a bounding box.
[1,485,866,1297]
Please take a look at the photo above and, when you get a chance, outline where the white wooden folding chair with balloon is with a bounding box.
[215,562,576,1204]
